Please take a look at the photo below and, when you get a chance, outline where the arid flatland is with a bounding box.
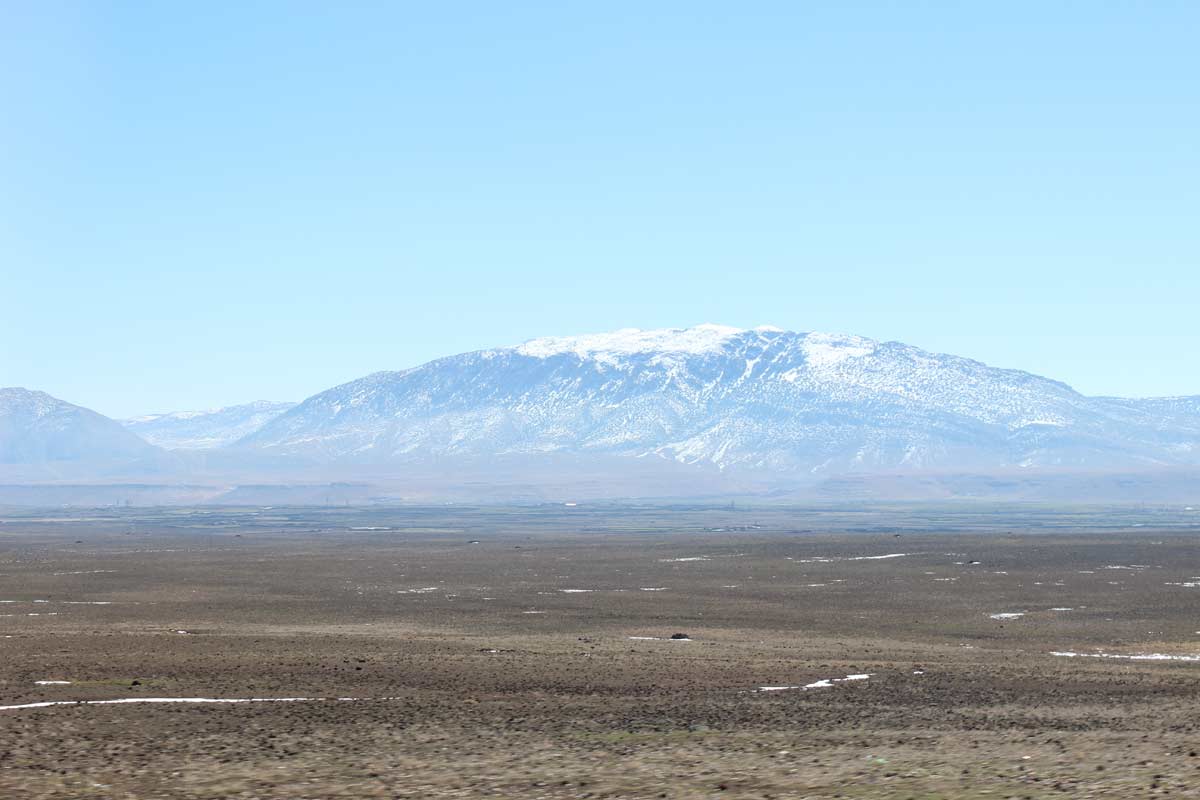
[2,504,1200,798]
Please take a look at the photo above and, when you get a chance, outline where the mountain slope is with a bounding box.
[0,388,162,466]
[236,325,1200,474]
[124,401,296,449]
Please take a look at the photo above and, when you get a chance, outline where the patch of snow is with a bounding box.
[791,553,911,564]
[757,673,873,693]
[1051,651,1200,662]
[0,696,391,712]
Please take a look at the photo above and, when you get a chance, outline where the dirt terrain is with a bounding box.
[1,504,1199,798]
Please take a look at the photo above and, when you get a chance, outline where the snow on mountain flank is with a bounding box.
[799,332,877,367]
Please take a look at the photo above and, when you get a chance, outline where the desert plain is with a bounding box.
[2,503,1199,799]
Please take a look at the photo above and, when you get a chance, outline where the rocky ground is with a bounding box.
[1,504,1199,798]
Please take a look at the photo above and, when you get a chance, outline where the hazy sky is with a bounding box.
[3,3,1198,417]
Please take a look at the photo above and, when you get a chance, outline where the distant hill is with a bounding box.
[0,388,163,473]
[123,401,296,449]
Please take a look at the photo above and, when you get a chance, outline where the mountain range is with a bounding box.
[3,325,1198,502]
[123,401,297,449]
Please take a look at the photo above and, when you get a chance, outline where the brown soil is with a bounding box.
[1,505,1199,798]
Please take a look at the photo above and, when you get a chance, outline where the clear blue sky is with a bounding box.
[3,3,1197,417]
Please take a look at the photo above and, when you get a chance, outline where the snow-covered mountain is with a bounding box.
[235,324,1200,474]
[0,388,162,466]
[123,401,296,449]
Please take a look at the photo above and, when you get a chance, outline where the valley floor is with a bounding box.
[1,504,1199,798]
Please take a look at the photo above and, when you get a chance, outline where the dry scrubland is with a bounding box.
[1,504,1200,799]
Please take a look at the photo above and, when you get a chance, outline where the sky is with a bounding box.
[2,2,1198,418]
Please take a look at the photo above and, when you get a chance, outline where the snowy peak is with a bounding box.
[511,324,882,367]
[514,323,745,360]
[511,323,798,361]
